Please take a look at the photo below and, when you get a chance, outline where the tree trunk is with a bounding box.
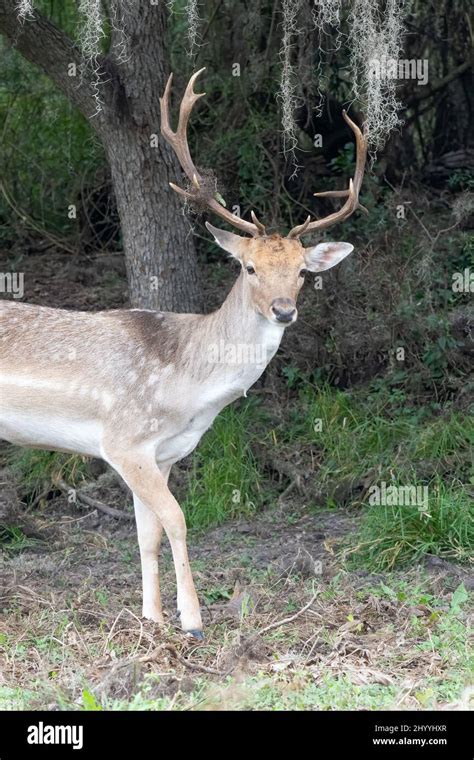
[102,1,203,312]
[0,0,202,313]
[105,127,202,311]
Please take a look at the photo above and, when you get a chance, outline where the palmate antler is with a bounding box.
[160,69,368,239]
[287,111,369,238]
[160,68,266,237]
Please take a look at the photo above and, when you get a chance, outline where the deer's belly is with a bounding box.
[0,409,103,458]
[0,373,109,456]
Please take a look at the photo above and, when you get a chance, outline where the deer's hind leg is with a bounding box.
[133,493,164,623]
[132,463,170,623]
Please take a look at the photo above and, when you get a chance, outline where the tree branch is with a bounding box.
[402,61,471,110]
[0,0,107,127]
[56,479,134,521]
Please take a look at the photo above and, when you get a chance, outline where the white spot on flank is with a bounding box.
[101,391,114,410]
[147,373,160,386]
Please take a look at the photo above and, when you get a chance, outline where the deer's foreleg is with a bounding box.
[105,447,203,636]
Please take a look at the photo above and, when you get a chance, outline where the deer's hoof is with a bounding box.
[185,629,205,640]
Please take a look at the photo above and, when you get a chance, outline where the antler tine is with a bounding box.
[160,68,206,184]
[342,110,368,194]
[287,110,368,239]
[175,69,207,182]
[292,215,311,237]
[314,189,349,198]
[250,210,266,234]
[160,69,265,237]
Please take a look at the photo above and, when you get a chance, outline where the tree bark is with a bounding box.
[0,0,202,312]
[104,122,202,312]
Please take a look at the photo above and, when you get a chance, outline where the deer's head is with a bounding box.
[160,69,368,327]
[204,226,353,324]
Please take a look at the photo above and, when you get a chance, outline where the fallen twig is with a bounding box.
[139,644,226,676]
[258,592,320,635]
[56,479,133,521]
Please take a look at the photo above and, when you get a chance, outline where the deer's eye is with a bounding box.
[299,268,308,278]
[246,265,256,275]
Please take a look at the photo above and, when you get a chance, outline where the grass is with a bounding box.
[347,479,473,571]
[183,400,266,529]
[2,567,470,711]
[7,447,89,505]
[103,575,472,710]
[1,391,472,712]
[2,380,471,572]
[263,383,472,571]
[277,383,472,485]
[0,524,41,554]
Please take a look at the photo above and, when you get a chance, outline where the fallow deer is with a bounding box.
[0,69,367,638]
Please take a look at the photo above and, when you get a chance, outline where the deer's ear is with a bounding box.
[304,242,354,272]
[206,222,246,261]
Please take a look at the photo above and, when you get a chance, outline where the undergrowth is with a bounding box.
[3,379,472,570]
[183,401,265,528]
[7,448,89,505]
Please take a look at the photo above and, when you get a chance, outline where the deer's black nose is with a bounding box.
[271,298,297,323]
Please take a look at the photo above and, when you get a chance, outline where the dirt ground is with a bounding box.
[1,480,473,710]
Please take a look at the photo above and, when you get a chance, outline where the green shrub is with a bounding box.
[183,400,266,529]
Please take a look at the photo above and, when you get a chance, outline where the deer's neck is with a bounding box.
[215,270,283,351]
[188,271,284,389]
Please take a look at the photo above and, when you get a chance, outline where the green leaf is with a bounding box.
[450,583,469,614]
[380,582,397,599]
[82,689,102,711]
[415,687,435,707]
